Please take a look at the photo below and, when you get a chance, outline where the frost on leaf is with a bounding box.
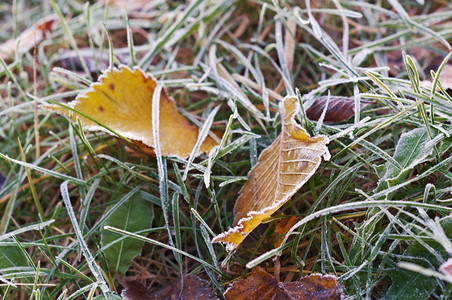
[212,96,329,252]
[44,65,218,159]
[224,267,346,300]
[375,127,435,193]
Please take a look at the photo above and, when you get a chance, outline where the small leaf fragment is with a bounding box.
[305,96,370,123]
[45,65,219,159]
[212,96,329,252]
[224,267,346,300]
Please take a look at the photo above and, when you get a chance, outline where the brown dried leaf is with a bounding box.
[224,267,346,300]
[212,96,329,252]
[44,65,218,159]
[306,96,370,123]
[121,275,218,300]
[0,15,57,60]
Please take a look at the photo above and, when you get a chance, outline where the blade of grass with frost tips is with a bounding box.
[96,154,182,195]
[0,219,55,242]
[50,0,92,79]
[193,10,233,66]
[203,147,217,189]
[373,155,452,199]
[152,83,177,257]
[101,23,114,72]
[191,208,215,237]
[274,19,294,95]
[247,200,451,268]
[360,139,401,170]
[103,226,223,276]
[398,262,452,284]
[200,224,218,269]
[64,283,97,300]
[430,51,452,99]
[0,153,86,185]
[305,0,358,77]
[60,181,109,295]
[240,44,293,95]
[203,109,238,188]
[98,227,166,255]
[55,258,93,283]
[182,105,220,181]
[172,193,183,270]
[79,178,100,233]
[0,57,27,102]
[387,0,451,50]
[50,67,92,86]
[0,166,24,234]
[12,236,37,272]
[214,40,262,89]
[403,54,441,161]
[173,163,190,203]
[139,0,204,69]
[68,125,85,200]
[218,176,247,187]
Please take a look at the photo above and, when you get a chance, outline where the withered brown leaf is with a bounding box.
[306,96,370,123]
[212,96,329,252]
[224,267,346,300]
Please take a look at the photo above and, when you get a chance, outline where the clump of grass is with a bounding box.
[1,0,451,299]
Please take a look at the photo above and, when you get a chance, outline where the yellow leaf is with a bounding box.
[212,96,329,252]
[45,65,218,158]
